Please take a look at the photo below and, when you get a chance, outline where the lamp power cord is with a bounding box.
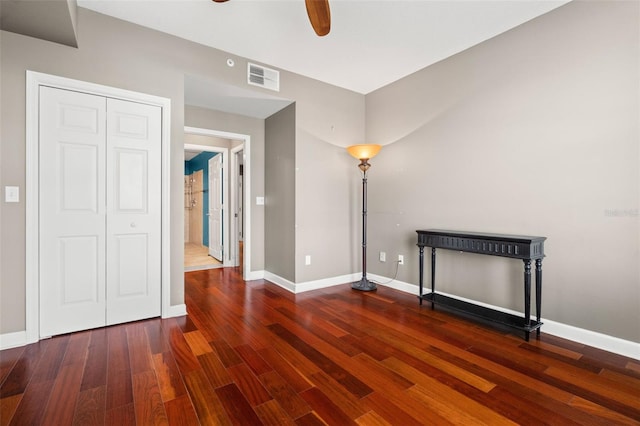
[371,259,402,285]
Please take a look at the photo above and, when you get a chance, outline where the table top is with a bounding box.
[417,229,546,244]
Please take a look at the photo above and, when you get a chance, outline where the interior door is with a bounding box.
[208,154,223,260]
[39,87,108,337]
[106,98,162,325]
[238,158,243,241]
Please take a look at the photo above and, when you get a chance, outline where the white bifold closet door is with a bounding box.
[39,86,161,337]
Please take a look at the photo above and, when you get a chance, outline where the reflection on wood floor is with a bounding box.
[2,268,638,425]
[184,242,222,271]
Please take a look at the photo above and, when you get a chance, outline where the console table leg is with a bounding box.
[418,246,424,305]
[431,248,436,310]
[536,258,542,337]
[523,259,532,341]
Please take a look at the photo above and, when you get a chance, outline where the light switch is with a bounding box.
[5,186,19,203]
[256,196,265,205]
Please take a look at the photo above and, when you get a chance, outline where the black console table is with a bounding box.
[416,229,546,341]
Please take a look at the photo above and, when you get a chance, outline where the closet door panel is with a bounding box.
[39,87,107,337]
[113,234,149,296]
[106,98,162,325]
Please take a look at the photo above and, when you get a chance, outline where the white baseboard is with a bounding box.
[541,318,640,361]
[367,274,640,361]
[5,273,637,361]
[264,271,361,294]
[163,303,187,318]
[0,331,29,350]
[3,305,188,350]
[263,271,296,293]
[244,270,265,281]
[368,273,420,296]
[294,273,360,293]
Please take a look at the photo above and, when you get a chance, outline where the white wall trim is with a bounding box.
[0,331,29,351]
[26,70,172,342]
[260,270,640,361]
[184,126,252,279]
[245,270,266,281]
[294,273,361,293]
[230,144,244,264]
[183,142,230,267]
[165,304,188,318]
[367,273,421,296]
[540,318,640,361]
[263,271,296,293]
[264,271,361,294]
[367,274,640,361]
[9,247,639,361]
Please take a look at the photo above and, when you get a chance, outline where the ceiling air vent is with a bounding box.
[248,63,280,92]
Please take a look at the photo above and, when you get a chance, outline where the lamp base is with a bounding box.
[351,277,377,292]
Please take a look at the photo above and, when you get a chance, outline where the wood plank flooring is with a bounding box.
[1,267,639,425]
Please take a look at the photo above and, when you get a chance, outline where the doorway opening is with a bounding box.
[184,148,223,271]
[184,127,251,278]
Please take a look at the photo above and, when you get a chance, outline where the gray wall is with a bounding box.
[295,129,361,283]
[184,134,234,149]
[1,12,187,332]
[291,74,366,283]
[3,1,635,345]
[265,103,296,281]
[0,7,363,334]
[365,0,639,342]
[185,105,266,272]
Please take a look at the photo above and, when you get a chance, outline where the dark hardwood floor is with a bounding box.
[1,266,639,425]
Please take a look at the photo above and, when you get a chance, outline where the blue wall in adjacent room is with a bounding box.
[185,152,217,247]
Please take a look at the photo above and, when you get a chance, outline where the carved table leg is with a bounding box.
[418,246,424,305]
[523,259,532,341]
[536,258,542,337]
[431,248,436,310]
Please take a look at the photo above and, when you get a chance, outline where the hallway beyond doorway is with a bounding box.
[184,242,222,271]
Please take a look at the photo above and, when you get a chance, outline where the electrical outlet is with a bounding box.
[305,255,311,266]
[398,255,404,265]
[379,251,386,262]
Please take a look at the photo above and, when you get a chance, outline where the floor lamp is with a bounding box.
[347,144,382,292]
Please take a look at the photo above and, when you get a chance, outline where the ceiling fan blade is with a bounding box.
[305,0,331,37]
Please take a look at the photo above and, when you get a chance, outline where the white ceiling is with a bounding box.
[185,149,202,161]
[77,0,570,95]
[184,73,294,119]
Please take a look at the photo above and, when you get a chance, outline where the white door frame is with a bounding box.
[184,126,251,278]
[25,71,173,343]
[230,145,244,265]
[207,155,223,260]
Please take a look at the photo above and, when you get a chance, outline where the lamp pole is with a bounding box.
[346,144,381,292]
[352,161,376,291]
